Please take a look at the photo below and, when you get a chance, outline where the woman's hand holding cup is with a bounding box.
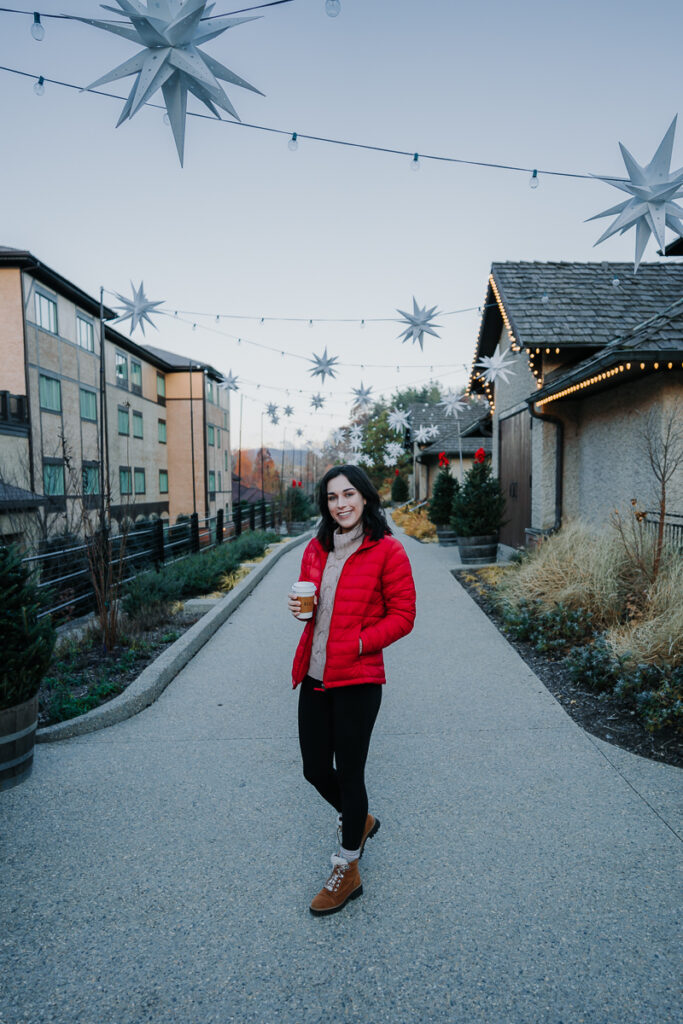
[289,581,317,619]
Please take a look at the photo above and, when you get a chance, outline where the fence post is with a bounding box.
[216,508,224,545]
[235,504,242,536]
[190,513,200,553]
[249,504,256,531]
[260,500,266,530]
[153,518,165,568]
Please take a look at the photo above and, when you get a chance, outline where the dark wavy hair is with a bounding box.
[316,464,392,551]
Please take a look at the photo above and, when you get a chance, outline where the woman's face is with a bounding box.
[326,474,366,533]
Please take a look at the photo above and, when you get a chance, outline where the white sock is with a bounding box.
[340,845,360,862]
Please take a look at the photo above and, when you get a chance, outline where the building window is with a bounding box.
[206,379,214,404]
[82,464,99,495]
[118,406,130,435]
[39,374,61,413]
[35,291,58,334]
[43,461,65,496]
[158,418,166,444]
[223,412,228,429]
[216,427,221,448]
[134,467,146,495]
[119,467,132,496]
[115,352,128,389]
[207,424,215,446]
[133,410,143,439]
[131,360,142,395]
[224,450,228,471]
[159,469,169,494]
[208,470,216,494]
[218,471,222,492]
[156,372,166,403]
[76,315,95,352]
[80,388,97,422]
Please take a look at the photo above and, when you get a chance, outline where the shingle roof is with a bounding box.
[407,398,490,454]
[0,481,44,509]
[489,260,683,351]
[532,297,683,404]
[143,344,225,381]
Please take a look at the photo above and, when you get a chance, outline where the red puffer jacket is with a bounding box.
[291,532,416,689]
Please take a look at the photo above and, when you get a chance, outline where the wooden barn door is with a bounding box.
[498,412,531,548]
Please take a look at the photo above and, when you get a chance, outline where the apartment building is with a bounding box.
[0,246,231,544]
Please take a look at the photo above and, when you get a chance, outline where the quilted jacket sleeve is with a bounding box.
[359,539,416,654]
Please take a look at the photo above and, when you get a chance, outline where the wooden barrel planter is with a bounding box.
[436,527,458,546]
[456,534,499,565]
[0,695,38,791]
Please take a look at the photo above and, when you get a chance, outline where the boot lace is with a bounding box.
[324,855,349,892]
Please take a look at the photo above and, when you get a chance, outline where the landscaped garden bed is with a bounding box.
[452,522,682,768]
[38,531,280,727]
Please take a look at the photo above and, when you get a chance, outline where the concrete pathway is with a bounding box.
[1,531,681,1024]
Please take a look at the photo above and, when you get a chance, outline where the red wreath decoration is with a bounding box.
[474,447,486,464]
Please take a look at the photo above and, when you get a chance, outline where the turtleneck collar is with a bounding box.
[332,521,364,553]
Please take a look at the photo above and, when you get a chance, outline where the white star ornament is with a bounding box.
[310,394,325,410]
[77,0,264,166]
[222,369,239,391]
[113,280,165,335]
[387,408,411,433]
[588,117,683,271]
[308,348,340,383]
[351,381,373,410]
[439,390,466,417]
[475,351,516,385]
[414,424,432,444]
[396,297,442,350]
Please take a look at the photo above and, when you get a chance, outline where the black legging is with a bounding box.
[298,676,382,850]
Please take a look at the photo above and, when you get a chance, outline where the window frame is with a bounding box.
[207,424,215,447]
[156,372,166,405]
[82,462,100,496]
[132,410,144,439]
[134,467,146,495]
[158,418,167,444]
[158,469,169,494]
[76,314,95,352]
[79,387,97,422]
[39,374,62,413]
[119,466,132,497]
[35,289,58,335]
[117,405,130,436]
[43,459,65,496]
[115,351,129,390]
[130,359,143,396]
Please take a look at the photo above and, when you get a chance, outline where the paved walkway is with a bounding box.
[1,531,681,1024]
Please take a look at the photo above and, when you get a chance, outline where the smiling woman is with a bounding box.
[286,464,416,916]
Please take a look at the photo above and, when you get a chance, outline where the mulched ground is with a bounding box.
[452,569,682,769]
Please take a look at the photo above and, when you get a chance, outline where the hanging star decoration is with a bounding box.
[308,348,340,383]
[396,297,442,350]
[296,428,304,438]
[351,381,374,411]
[384,441,405,465]
[310,394,325,410]
[222,369,239,391]
[475,351,516,385]
[112,280,165,335]
[414,424,433,444]
[283,405,294,417]
[439,390,466,417]
[346,451,361,466]
[358,452,373,467]
[348,425,364,449]
[331,428,346,446]
[588,117,683,270]
[426,424,439,440]
[265,402,279,424]
[388,407,411,433]
[77,0,264,166]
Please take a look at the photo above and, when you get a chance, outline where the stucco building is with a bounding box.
[0,246,232,546]
[468,260,683,551]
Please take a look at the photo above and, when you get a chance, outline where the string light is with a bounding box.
[529,169,539,189]
[30,12,44,40]
[33,74,44,95]
[411,153,420,172]
[325,0,341,15]
[288,132,298,151]
[537,360,677,405]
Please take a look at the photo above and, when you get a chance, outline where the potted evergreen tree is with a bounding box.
[450,451,506,564]
[287,482,314,535]
[391,472,409,504]
[428,464,459,545]
[0,545,55,790]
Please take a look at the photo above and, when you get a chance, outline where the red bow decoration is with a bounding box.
[474,447,486,464]
[438,451,449,467]
[298,481,303,487]
[292,479,297,487]
[395,468,400,476]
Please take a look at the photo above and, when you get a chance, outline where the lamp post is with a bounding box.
[188,362,197,515]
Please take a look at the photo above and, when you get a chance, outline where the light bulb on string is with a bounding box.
[541,292,549,304]
[529,169,539,189]
[360,319,365,328]
[288,132,298,151]
[325,0,341,15]
[308,319,314,328]
[31,13,45,41]
[411,153,420,172]
[612,277,620,288]
[33,75,45,96]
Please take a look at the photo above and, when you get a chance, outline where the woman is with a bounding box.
[288,464,416,916]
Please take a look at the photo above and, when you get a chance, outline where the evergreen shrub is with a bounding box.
[391,474,409,503]
[0,545,56,710]
[451,460,506,537]
[428,469,458,526]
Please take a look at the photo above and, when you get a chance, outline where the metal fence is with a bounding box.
[644,511,683,549]
[22,502,282,622]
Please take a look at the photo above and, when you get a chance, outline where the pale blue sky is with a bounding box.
[1,0,681,445]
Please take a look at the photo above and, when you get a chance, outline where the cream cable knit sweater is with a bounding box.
[308,522,364,681]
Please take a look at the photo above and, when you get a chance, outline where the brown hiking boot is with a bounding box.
[309,856,363,916]
[336,813,381,859]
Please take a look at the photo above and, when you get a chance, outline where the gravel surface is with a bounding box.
[1,532,681,1024]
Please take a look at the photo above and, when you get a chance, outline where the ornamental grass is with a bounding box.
[391,504,437,541]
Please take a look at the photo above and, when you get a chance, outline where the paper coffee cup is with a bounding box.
[292,581,316,619]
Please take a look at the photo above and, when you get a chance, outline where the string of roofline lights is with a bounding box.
[2,60,617,186]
